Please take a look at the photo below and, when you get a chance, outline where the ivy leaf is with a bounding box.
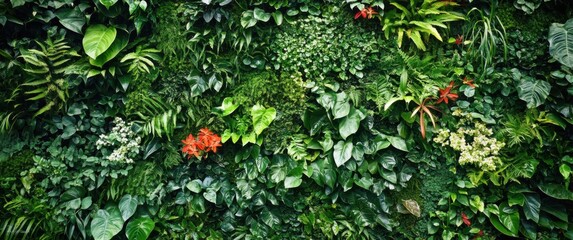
[333,140,353,167]
[517,78,551,108]
[125,217,154,240]
[549,19,573,68]
[91,207,124,240]
[119,194,138,221]
[251,104,276,135]
[203,188,217,203]
[339,108,365,140]
[83,25,117,59]
[253,8,271,22]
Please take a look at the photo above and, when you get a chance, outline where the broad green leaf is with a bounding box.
[269,166,287,183]
[272,11,283,25]
[490,215,518,237]
[61,186,86,202]
[190,196,206,214]
[91,207,124,240]
[260,208,280,228]
[332,92,350,119]
[549,19,573,68]
[100,0,119,8]
[251,104,276,135]
[126,217,154,240]
[470,195,485,212]
[253,8,271,22]
[55,7,86,34]
[538,183,573,200]
[83,25,117,59]
[517,78,551,108]
[523,194,540,223]
[240,11,258,28]
[203,188,217,203]
[339,108,365,140]
[10,0,25,7]
[214,97,238,116]
[302,109,329,136]
[119,195,138,221]
[560,164,571,179]
[508,193,525,207]
[89,30,128,67]
[388,136,408,152]
[284,176,302,188]
[333,140,353,167]
[317,92,336,110]
[499,204,520,235]
[381,170,397,184]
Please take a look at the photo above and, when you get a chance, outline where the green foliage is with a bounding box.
[381,0,465,51]
[513,0,550,14]
[549,18,573,69]
[464,6,507,74]
[270,7,382,81]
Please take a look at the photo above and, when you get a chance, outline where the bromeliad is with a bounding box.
[411,97,441,139]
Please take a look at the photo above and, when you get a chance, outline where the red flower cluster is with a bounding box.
[354,6,378,19]
[182,128,222,159]
[436,81,459,104]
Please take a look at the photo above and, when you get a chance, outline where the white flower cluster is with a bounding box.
[96,117,141,164]
[434,113,505,171]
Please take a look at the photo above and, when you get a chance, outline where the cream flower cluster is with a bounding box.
[434,111,505,171]
[96,117,141,164]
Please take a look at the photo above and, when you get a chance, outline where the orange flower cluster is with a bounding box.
[354,6,378,19]
[181,128,222,159]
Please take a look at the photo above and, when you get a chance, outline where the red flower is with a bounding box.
[463,77,476,88]
[461,212,471,226]
[182,134,202,158]
[182,128,222,158]
[436,81,459,104]
[198,128,222,153]
[354,6,378,19]
[455,35,464,45]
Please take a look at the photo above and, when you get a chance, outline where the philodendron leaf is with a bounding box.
[55,7,85,34]
[523,193,541,223]
[517,78,551,108]
[339,107,366,140]
[333,140,353,167]
[214,97,238,116]
[91,207,124,240]
[549,19,573,68]
[402,199,421,217]
[251,104,276,135]
[125,217,155,240]
[119,194,138,221]
[332,92,350,119]
[83,24,117,59]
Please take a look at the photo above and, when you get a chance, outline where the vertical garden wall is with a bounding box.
[1,0,573,239]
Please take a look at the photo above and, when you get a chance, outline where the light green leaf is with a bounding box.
[332,92,350,119]
[499,204,520,235]
[333,140,353,167]
[100,0,119,8]
[560,164,571,179]
[339,108,365,140]
[549,19,573,68]
[388,136,408,152]
[89,30,128,67]
[203,188,217,203]
[126,217,155,240]
[253,8,271,22]
[91,207,124,240]
[10,0,25,7]
[214,97,238,116]
[83,25,117,59]
[186,180,202,193]
[251,104,276,135]
[119,195,138,221]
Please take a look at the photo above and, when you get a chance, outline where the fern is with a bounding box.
[0,216,41,240]
[133,94,180,140]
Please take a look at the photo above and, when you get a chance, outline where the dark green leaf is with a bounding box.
[489,214,518,237]
[203,188,217,203]
[388,136,408,152]
[523,194,540,223]
[100,0,119,8]
[55,7,86,34]
[549,19,573,68]
[538,183,573,200]
[339,107,365,140]
[517,78,551,108]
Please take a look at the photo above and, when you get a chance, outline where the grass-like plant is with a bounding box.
[464,6,508,75]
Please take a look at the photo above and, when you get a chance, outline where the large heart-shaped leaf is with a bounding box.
[125,217,155,240]
[517,78,551,108]
[91,207,124,240]
[251,104,276,135]
[83,24,117,59]
[339,107,365,140]
[549,19,573,68]
[332,92,350,119]
[333,140,353,167]
[89,29,128,67]
[119,195,138,221]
